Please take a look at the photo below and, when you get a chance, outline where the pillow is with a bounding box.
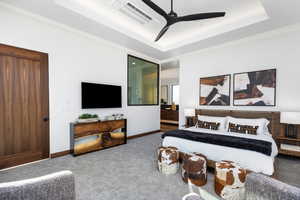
[197,120,220,130]
[197,115,227,131]
[226,116,269,135]
[228,122,259,135]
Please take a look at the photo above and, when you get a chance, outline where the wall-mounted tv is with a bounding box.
[81,82,122,109]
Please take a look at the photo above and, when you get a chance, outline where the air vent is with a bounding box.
[126,2,152,21]
[112,0,153,24]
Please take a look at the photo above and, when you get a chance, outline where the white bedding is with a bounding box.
[162,127,278,175]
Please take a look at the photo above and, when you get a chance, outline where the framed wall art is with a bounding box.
[233,69,276,106]
[200,75,231,106]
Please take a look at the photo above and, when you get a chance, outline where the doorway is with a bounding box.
[0,44,49,169]
[160,60,180,132]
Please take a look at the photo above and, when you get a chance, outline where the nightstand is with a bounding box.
[276,124,300,157]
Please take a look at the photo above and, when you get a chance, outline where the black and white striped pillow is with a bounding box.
[196,120,220,130]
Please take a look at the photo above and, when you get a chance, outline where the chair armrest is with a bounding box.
[182,193,204,200]
[245,173,300,200]
[0,171,75,200]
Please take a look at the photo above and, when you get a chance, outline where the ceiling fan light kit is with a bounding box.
[142,0,226,42]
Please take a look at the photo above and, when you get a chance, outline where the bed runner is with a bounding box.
[162,130,272,156]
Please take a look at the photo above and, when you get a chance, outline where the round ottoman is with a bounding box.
[215,161,247,200]
[182,153,207,187]
[157,146,179,175]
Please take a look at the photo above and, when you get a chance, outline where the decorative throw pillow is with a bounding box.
[226,116,269,135]
[228,123,259,135]
[245,126,259,135]
[197,120,220,130]
[198,115,227,131]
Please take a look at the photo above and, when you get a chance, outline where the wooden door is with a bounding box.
[0,44,49,169]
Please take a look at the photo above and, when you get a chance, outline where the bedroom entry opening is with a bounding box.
[160,60,180,132]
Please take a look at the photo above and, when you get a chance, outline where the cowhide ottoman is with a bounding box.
[182,153,207,187]
[157,146,179,175]
[215,161,247,200]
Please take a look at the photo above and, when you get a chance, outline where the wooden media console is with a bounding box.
[70,119,127,156]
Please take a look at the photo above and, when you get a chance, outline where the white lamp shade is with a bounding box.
[184,109,195,117]
[280,112,300,124]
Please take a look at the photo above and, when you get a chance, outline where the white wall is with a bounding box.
[161,78,179,86]
[0,5,160,154]
[179,25,300,126]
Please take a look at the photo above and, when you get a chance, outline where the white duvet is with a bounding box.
[162,127,278,175]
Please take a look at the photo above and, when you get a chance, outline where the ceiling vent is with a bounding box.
[112,0,153,24]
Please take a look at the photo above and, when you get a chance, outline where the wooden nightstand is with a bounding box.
[276,137,300,157]
[276,124,300,157]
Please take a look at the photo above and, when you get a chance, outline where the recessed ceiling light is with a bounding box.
[132,62,136,65]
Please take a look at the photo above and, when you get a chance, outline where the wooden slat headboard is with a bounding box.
[195,109,280,138]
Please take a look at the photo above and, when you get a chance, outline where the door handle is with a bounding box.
[43,117,49,122]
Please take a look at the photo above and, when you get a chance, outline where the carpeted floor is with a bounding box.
[0,133,299,200]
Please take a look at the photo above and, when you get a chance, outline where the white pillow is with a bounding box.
[197,115,227,131]
[226,116,270,135]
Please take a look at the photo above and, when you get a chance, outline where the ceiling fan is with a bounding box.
[141,0,226,42]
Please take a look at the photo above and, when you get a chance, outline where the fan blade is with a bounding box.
[177,12,225,22]
[141,0,169,20]
[155,25,170,42]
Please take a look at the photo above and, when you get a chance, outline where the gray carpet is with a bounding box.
[276,154,300,187]
[0,133,299,200]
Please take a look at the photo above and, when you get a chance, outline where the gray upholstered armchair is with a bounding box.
[245,173,300,200]
[0,171,75,200]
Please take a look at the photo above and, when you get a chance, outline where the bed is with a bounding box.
[162,109,280,176]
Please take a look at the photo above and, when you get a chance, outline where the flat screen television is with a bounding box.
[81,82,122,109]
